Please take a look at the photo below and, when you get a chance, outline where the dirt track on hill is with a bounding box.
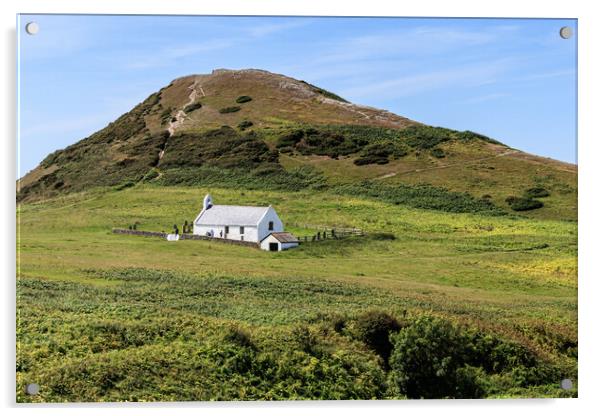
[376,149,519,180]
[158,81,200,164]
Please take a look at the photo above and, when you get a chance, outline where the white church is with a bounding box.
[193,194,299,251]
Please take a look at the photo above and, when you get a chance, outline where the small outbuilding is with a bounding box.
[260,232,299,252]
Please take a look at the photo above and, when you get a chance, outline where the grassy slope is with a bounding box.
[17,185,577,401]
[279,141,577,221]
[18,69,577,222]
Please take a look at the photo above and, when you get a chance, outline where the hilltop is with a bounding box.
[17,69,576,220]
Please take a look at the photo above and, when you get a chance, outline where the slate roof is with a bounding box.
[195,205,270,226]
[263,232,299,243]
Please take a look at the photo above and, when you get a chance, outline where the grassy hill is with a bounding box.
[17,69,576,221]
[16,69,578,401]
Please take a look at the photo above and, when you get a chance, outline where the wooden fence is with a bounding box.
[289,223,364,243]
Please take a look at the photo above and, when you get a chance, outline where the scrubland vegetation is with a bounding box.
[17,185,577,401]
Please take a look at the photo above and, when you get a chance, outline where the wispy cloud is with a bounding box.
[124,39,237,70]
[515,69,575,82]
[122,19,313,71]
[315,25,501,65]
[459,92,511,104]
[245,19,312,38]
[339,58,514,100]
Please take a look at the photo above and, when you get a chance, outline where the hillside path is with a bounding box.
[157,81,201,164]
[375,149,519,180]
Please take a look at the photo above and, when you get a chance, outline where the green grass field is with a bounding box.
[16,184,577,402]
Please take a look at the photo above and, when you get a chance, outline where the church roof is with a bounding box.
[195,205,270,226]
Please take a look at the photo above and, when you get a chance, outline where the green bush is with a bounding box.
[237,120,253,130]
[276,130,305,148]
[353,311,402,366]
[159,127,279,171]
[354,142,405,166]
[524,187,550,198]
[300,81,349,103]
[506,196,544,211]
[142,168,159,182]
[370,232,396,241]
[278,146,294,154]
[183,102,202,113]
[219,106,241,114]
[291,325,319,355]
[235,95,253,104]
[430,148,445,158]
[114,181,135,191]
[275,126,407,161]
[457,130,502,145]
[401,125,453,149]
[224,326,255,350]
[466,331,537,374]
[388,316,554,399]
[389,316,485,399]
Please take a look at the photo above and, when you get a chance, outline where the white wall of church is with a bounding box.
[193,224,259,242]
[257,207,283,242]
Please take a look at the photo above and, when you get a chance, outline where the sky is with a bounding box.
[17,15,577,177]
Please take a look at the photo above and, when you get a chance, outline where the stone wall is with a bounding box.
[112,229,260,248]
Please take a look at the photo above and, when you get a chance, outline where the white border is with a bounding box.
[2,1,601,415]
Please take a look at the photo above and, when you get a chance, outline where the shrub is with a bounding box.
[370,232,396,241]
[401,125,453,149]
[291,325,319,355]
[354,142,408,166]
[505,196,544,211]
[160,108,173,124]
[457,130,502,145]
[389,316,485,399]
[524,187,550,198]
[219,106,241,114]
[430,148,445,158]
[235,95,253,104]
[466,331,538,374]
[353,311,402,366]
[114,181,135,191]
[224,326,255,349]
[276,130,305,148]
[278,146,294,154]
[300,81,349,103]
[333,182,506,215]
[183,102,202,113]
[159,127,279,171]
[237,120,253,130]
[142,168,159,182]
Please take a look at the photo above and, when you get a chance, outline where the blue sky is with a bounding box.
[17,15,577,177]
